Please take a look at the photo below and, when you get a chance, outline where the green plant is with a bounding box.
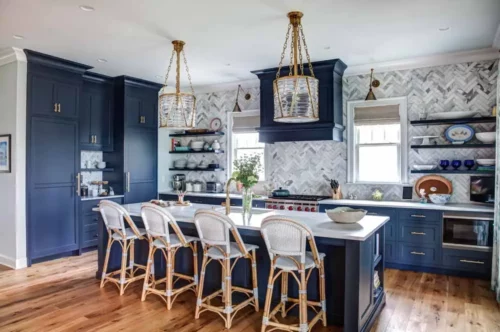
[231,154,262,189]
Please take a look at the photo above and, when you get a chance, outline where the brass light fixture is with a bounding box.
[273,11,318,123]
[159,40,196,129]
[233,85,252,113]
[365,68,379,101]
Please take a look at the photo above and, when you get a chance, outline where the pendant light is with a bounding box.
[273,11,318,123]
[159,40,196,129]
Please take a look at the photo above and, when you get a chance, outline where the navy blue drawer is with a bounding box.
[398,209,440,222]
[399,243,440,266]
[385,241,397,263]
[82,223,99,248]
[82,214,99,225]
[399,222,440,245]
[82,197,123,216]
[442,249,492,274]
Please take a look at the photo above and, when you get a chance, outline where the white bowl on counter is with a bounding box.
[475,132,496,144]
[325,207,367,224]
[428,194,451,205]
[476,159,495,166]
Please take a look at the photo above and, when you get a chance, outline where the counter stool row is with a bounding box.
[98,201,327,331]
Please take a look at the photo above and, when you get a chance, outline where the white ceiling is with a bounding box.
[1,0,499,88]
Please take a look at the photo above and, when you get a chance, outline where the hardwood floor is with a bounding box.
[0,252,499,331]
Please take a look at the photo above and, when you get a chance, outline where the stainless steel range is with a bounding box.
[265,195,330,213]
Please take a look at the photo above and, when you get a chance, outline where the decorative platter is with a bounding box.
[445,124,474,144]
[414,175,453,200]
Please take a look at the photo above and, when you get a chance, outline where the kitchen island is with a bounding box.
[94,203,389,332]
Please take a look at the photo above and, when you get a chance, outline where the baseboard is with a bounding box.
[0,254,28,270]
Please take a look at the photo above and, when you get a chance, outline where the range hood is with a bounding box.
[251,59,347,143]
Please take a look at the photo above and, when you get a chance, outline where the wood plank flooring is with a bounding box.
[0,252,499,331]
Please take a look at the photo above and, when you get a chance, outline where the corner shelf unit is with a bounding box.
[410,116,496,126]
[169,150,224,154]
[410,144,495,149]
[411,169,495,175]
[169,131,225,138]
[168,168,225,172]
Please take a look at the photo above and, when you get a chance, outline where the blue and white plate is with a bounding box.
[445,125,474,144]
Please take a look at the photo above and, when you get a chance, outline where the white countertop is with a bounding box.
[81,195,125,201]
[159,190,269,201]
[94,202,389,242]
[318,199,494,213]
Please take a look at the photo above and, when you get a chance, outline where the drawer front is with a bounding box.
[82,223,99,248]
[399,243,440,266]
[82,214,99,225]
[398,209,440,222]
[442,249,492,274]
[385,241,397,263]
[399,222,439,245]
[82,197,123,216]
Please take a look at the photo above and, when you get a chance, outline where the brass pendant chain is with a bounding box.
[182,50,195,95]
[276,24,292,79]
[163,49,175,86]
[299,25,315,78]
[297,25,304,76]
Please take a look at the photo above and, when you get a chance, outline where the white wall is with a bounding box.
[0,48,27,269]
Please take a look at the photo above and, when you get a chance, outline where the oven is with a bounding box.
[442,213,493,252]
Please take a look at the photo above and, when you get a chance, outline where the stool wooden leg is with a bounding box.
[251,250,259,312]
[129,240,135,278]
[319,260,327,326]
[224,254,232,329]
[119,239,128,296]
[261,263,275,332]
[141,242,154,302]
[195,250,208,319]
[281,271,288,318]
[100,237,112,288]
[299,264,307,332]
[166,248,173,310]
[192,243,199,293]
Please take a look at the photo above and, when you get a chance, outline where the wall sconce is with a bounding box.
[365,68,380,101]
[233,85,252,113]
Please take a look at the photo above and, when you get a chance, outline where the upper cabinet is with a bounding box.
[123,78,159,129]
[80,73,114,151]
[251,59,347,143]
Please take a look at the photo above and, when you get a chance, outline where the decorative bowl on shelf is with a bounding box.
[451,160,462,170]
[190,141,205,151]
[445,125,474,144]
[428,194,451,205]
[475,132,496,144]
[325,207,367,224]
[427,111,478,120]
[439,160,450,170]
[476,159,495,166]
[412,165,437,171]
[464,160,475,170]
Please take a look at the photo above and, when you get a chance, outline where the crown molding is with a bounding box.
[493,24,500,49]
[193,78,260,95]
[344,48,500,77]
[0,47,27,67]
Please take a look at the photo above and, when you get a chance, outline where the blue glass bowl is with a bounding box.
[451,160,462,170]
[440,160,450,170]
[464,160,475,170]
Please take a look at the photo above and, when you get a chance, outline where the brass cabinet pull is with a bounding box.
[460,259,484,265]
[410,214,426,218]
[411,232,426,236]
[126,172,131,192]
[410,251,425,256]
[140,116,146,124]
[54,103,58,113]
[57,103,61,113]
[76,173,81,196]
[94,135,97,144]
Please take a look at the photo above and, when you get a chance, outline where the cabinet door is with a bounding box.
[125,96,142,127]
[30,74,56,116]
[55,81,79,119]
[79,91,93,149]
[140,94,158,128]
[90,92,105,148]
[29,117,79,259]
[97,90,113,151]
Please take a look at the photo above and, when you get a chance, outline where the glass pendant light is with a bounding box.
[159,40,196,129]
[273,11,318,123]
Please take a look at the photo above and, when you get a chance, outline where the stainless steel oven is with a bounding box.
[443,212,493,252]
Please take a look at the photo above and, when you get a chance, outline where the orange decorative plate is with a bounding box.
[414,175,453,200]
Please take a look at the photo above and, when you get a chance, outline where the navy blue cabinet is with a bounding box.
[25,50,91,264]
[80,197,123,249]
[103,76,161,204]
[80,73,114,151]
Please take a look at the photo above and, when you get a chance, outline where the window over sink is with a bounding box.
[347,97,408,184]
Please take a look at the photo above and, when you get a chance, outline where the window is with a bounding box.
[347,99,408,184]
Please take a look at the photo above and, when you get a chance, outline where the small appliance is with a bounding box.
[470,176,494,203]
[172,174,186,191]
[206,182,223,193]
[443,212,493,251]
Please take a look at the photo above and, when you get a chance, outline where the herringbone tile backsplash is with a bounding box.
[164,60,498,203]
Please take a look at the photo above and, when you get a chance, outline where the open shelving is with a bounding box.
[410,116,496,126]
[411,169,494,175]
[169,150,224,154]
[169,131,224,138]
[168,168,225,172]
[410,144,495,149]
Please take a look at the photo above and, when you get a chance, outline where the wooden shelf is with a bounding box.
[411,144,495,149]
[411,169,494,175]
[169,150,224,154]
[169,131,224,137]
[410,117,496,126]
[81,168,114,172]
[169,168,225,172]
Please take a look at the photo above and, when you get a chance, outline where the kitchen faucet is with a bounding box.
[225,178,235,215]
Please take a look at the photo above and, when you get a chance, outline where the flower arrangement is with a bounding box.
[231,154,262,189]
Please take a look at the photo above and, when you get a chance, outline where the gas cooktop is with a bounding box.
[267,195,330,202]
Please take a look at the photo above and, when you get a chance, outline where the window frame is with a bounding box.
[347,97,408,185]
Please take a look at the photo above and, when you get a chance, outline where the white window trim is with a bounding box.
[347,97,408,185]
[227,110,269,181]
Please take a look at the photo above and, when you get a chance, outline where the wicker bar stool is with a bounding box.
[98,200,147,295]
[193,209,259,329]
[260,216,327,332]
[140,203,199,310]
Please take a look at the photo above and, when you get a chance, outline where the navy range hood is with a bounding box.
[251,59,347,143]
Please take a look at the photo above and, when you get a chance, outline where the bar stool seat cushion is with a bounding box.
[152,235,198,248]
[275,251,325,271]
[207,242,259,259]
[111,228,147,240]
